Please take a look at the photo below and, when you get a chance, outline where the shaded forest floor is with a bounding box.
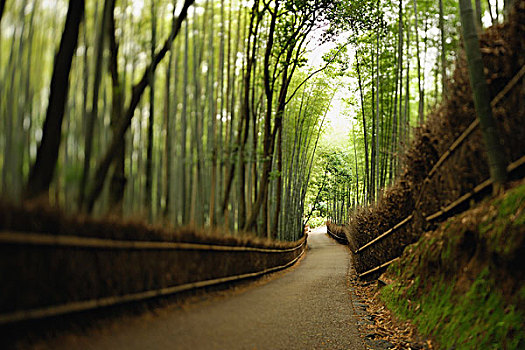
[351,278,433,350]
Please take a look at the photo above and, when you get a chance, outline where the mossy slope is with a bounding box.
[380,181,525,349]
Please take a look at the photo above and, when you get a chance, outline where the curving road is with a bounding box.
[52,226,365,349]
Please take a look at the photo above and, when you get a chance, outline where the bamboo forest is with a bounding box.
[0,0,464,236]
[1,0,524,348]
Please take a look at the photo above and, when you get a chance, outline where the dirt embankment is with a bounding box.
[380,180,525,349]
[346,0,525,275]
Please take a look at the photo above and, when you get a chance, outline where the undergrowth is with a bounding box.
[382,269,523,349]
[380,182,525,349]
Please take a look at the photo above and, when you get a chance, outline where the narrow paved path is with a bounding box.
[54,227,365,349]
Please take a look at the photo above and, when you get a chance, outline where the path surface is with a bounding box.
[53,227,365,349]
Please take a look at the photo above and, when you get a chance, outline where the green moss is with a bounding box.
[387,256,404,278]
[381,282,411,321]
[478,183,525,257]
[497,184,525,218]
[519,285,525,303]
[381,268,525,349]
[409,276,421,294]
[440,235,455,262]
[514,209,525,227]
[380,183,525,348]
[413,279,454,337]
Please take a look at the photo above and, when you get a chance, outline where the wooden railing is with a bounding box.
[0,232,306,324]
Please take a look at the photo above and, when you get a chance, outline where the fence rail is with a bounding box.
[0,231,304,253]
[354,215,413,254]
[355,154,525,278]
[326,226,348,244]
[0,245,305,325]
[0,233,306,325]
[415,64,525,207]
[358,257,400,278]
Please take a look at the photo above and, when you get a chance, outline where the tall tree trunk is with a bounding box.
[381,87,393,188]
[145,0,157,221]
[240,1,266,231]
[79,0,113,208]
[389,3,402,181]
[271,125,282,237]
[403,22,410,150]
[221,0,257,220]
[3,0,28,200]
[421,15,428,113]
[475,0,483,28]
[413,0,424,124]
[108,0,126,214]
[396,0,404,175]
[370,46,376,203]
[24,0,84,200]
[487,0,495,24]
[191,3,207,226]
[355,52,369,201]
[244,1,283,231]
[504,0,516,17]
[221,0,240,227]
[374,18,381,201]
[439,0,447,95]
[215,0,226,225]
[459,0,507,191]
[180,20,189,224]
[208,0,217,226]
[163,6,177,219]
[351,122,360,207]
[84,0,195,213]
